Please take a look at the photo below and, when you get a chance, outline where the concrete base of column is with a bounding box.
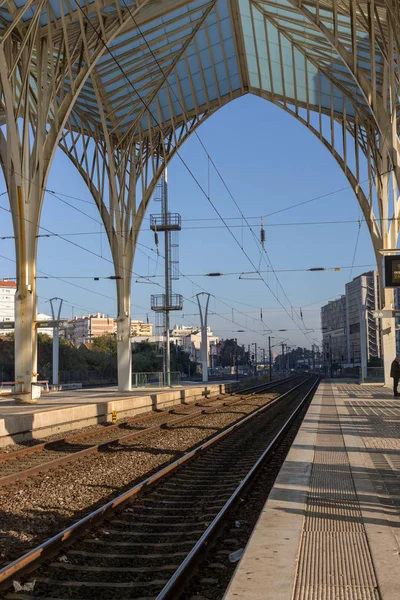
[14,289,38,404]
[14,396,39,404]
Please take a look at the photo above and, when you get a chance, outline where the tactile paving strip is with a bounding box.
[292,394,380,600]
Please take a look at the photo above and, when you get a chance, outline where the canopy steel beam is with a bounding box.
[0,0,399,392]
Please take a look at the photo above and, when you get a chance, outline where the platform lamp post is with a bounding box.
[49,297,64,388]
[196,293,210,383]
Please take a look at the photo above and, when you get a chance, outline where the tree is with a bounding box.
[0,334,14,381]
[170,343,192,375]
[218,339,247,368]
[0,334,197,384]
[132,341,161,373]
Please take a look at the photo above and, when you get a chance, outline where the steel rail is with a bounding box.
[0,375,293,464]
[0,375,312,590]
[0,376,297,488]
[156,375,320,599]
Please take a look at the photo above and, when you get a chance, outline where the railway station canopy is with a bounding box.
[0,0,390,138]
[1,0,399,398]
[58,0,368,134]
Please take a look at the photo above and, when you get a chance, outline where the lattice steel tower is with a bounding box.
[150,170,183,386]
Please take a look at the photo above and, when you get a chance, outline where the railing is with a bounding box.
[151,293,183,311]
[60,370,117,385]
[132,372,181,387]
[150,213,181,231]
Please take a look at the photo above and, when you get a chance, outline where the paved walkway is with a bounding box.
[224,382,400,600]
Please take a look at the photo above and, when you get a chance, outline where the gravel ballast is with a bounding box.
[0,392,280,563]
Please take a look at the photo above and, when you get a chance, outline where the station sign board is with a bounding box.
[384,255,400,287]
[35,320,68,328]
[0,320,68,330]
[373,309,400,319]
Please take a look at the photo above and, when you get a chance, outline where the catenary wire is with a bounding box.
[70,1,318,346]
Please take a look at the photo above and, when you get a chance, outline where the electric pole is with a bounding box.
[235,338,239,381]
[150,170,183,387]
[196,293,210,383]
[163,173,171,387]
[50,297,64,387]
[269,336,274,382]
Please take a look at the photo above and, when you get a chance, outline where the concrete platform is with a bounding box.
[224,381,400,600]
[0,380,243,447]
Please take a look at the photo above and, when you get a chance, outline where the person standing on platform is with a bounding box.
[390,355,400,397]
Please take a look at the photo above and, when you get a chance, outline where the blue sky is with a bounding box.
[0,94,376,351]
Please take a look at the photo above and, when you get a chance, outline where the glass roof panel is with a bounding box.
[60,0,380,136]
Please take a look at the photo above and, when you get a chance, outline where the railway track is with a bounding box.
[0,374,319,599]
[0,377,297,488]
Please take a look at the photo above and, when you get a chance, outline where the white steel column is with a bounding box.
[359,305,368,383]
[382,289,396,387]
[1,129,47,402]
[115,267,133,392]
[12,185,41,402]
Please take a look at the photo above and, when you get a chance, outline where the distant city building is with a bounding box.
[183,328,219,366]
[321,271,381,366]
[171,324,200,345]
[131,320,152,337]
[0,280,16,323]
[0,280,54,338]
[320,295,347,363]
[141,324,219,366]
[66,313,115,345]
[345,271,381,364]
[66,314,153,345]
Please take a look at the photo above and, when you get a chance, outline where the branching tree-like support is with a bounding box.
[259,0,400,382]
[0,0,152,401]
[60,109,212,391]
[1,0,399,400]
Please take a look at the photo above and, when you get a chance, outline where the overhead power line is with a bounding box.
[0,195,275,340]
[38,188,271,335]
[68,1,324,346]
[119,3,315,344]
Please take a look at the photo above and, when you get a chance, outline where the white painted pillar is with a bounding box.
[382,288,396,387]
[359,305,368,383]
[14,275,38,401]
[12,185,41,403]
[115,273,132,392]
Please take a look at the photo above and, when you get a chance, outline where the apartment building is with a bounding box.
[131,320,153,336]
[321,271,381,366]
[321,295,347,362]
[66,314,115,345]
[345,271,381,364]
[66,314,153,344]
